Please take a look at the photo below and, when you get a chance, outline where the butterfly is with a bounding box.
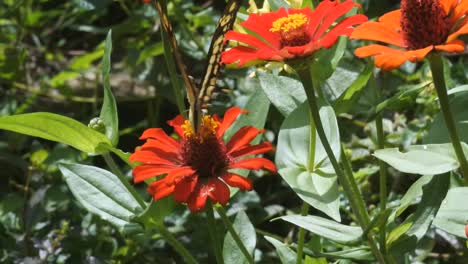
[153,0,242,130]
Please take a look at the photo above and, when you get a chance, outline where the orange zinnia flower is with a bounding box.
[351,0,468,70]
[221,0,367,66]
[129,107,276,212]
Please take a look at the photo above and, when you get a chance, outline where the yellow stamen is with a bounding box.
[199,116,219,141]
[270,13,308,33]
[181,120,195,138]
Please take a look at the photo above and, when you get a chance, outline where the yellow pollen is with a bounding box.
[270,13,308,33]
[181,120,195,138]
[199,116,219,141]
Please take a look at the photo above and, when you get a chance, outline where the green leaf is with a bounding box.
[333,64,373,114]
[425,87,468,144]
[99,30,119,147]
[58,163,144,232]
[0,112,112,154]
[49,71,80,88]
[72,0,112,10]
[267,0,290,10]
[433,187,468,238]
[280,215,363,245]
[387,174,449,254]
[264,236,296,264]
[316,247,373,261]
[257,72,306,117]
[276,102,341,221]
[133,197,176,227]
[137,42,164,65]
[223,211,256,264]
[310,37,347,83]
[373,144,467,175]
[225,88,271,141]
[393,175,434,219]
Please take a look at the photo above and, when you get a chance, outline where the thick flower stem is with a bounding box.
[298,68,387,263]
[154,222,199,264]
[428,54,468,185]
[206,201,224,264]
[296,203,310,264]
[216,206,255,264]
[102,153,146,209]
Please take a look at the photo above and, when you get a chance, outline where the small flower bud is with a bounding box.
[88,117,106,134]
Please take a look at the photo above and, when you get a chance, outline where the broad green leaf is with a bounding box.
[58,163,144,232]
[394,175,434,218]
[257,72,306,117]
[373,144,468,175]
[223,211,256,264]
[133,197,176,227]
[276,102,341,221]
[425,87,468,144]
[387,174,449,254]
[264,236,296,264]
[280,215,362,245]
[99,30,119,146]
[317,247,373,261]
[433,187,468,238]
[333,64,373,114]
[225,87,271,141]
[0,112,112,154]
[49,71,80,88]
[311,37,347,83]
[69,47,104,71]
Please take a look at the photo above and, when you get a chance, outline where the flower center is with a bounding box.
[180,116,230,178]
[400,0,453,50]
[270,13,310,47]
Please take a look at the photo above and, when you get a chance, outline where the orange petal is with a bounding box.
[222,173,253,191]
[435,39,465,53]
[133,165,177,183]
[226,126,263,153]
[355,44,427,71]
[173,176,198,203]
[207,178,230,206]
[379,10,401,29]
[148,180,175,200]
[441,0,460,16]
[229,157,277,173]
[351,21,405,47]
[447,21,468,42]
[230,141,275,158]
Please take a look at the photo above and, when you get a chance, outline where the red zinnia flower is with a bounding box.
[221,0,367,66]
[350,0,468,70]
[465,224,468,238]
[130,107,276,212]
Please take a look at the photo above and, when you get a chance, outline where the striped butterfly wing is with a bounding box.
[154,0,198,121]
[196,0,242,113]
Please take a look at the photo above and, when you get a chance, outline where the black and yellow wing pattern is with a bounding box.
[154,0,241,129]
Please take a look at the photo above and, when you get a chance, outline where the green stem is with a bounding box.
[428,53,468,185]
[216,206,255,264]
[296,203,310,264]
[102,153,146,209]
[206,201,224,264]
[376,112,388,253]
[297,68,386,263]
[155,222,199,264]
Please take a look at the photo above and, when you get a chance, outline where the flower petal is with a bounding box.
[230,141,275,159]
[173,175,198,203]
[216,107,246,137]
[307,0,337,38]
[320,14,368,48]
[226,126,264,153]
[164,166,196,185]
[129,150,177,165]
[350,20,405,47]
[355,44,432,70]
[447,21,468,43]
[167,115,186,138]
[222,173,253,191]
[139,128,180,149]
[187,184,208,212]
[435,39,465,53]
[313,0,357,40]
[148,180,175,200]
[240,8,288,48]
[207,178,230,206]
[441,0,459,16]
[229,157,277,173]
[140,139,179,159]
[221,46,264,66]
[133,165,178,183]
